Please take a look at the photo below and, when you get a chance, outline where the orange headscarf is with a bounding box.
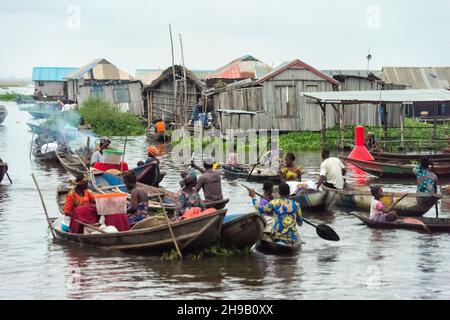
[147,146,159,157]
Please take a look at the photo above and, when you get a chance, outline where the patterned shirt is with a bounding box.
[252,197,302,244]
[413,166,438,193]
[176,189,205,217]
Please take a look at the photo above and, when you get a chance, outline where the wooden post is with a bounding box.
[146,91,151,127]
[320,103,326,147]
[179,33,188,127]
[400,104,405,149]
[169,23,177,128]
[433,103,438,150]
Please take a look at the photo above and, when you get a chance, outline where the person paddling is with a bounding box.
[369,186,398,222]
[191,157,223,202]
[317,149,346,190]
[249,182,303,245]
[413,156,438,194]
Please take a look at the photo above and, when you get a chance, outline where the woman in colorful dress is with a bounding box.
[175,172,205,218]
[249,182,303,245]
[280,152,303,181]
[64,174,95,216]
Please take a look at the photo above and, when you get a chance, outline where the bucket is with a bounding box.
[94,193,128,215]
[61,216,71,232]
[103,149,123,165]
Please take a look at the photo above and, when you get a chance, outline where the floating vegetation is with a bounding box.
[79,98,145,136]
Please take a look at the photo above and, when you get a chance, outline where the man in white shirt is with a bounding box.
[317,149,346,190]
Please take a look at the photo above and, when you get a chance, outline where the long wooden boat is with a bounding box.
[255,232,301,255]
[221,165,281,183]
[33,147,58,162]
[290,190,328,211]
[56,152,86,176]
[0,105,7,124]
[221,212,266,250]
[322,185,441,217]
[49,209,226,254]
[343,157,450,178]
[129,162,163,187]
[89,171,229,214]
[370,151,450,162]
[0,161,8,184]
[145,132,171,142]
[353,213,450,233]
[28,110,56,119]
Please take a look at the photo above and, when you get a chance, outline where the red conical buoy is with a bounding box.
[348,126,374,161]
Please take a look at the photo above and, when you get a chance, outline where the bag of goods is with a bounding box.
[102,149,123,165]
[94,193,127,215]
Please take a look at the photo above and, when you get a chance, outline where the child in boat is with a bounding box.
[175,172,205,218]
[369,186,399,222]
[249,182,303,245]
[123,172,149,225]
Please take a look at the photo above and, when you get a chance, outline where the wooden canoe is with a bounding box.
[128,162,160,187]
[290,190,328,211]
[33,147,58,162]
[370,151,450,162]
[145,132,171,142]
[221,165,281,183]
[56,152,86,176]
[322,185,441,217]
[0,161,7,184]
[0,105,7,124]
[28,110,56,119]
[343,157,450,178]
[353,213,450,233]
[49,209,226,254]
[221,212,266,250]
[88,172,229,215]
[255,232,301,255]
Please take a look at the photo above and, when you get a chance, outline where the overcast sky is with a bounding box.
[0,0,449,78]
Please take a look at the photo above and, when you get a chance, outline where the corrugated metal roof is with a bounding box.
[135,69,213,85]
[32,67,78,81]
[301,89,450,104]
[66,59,134,81]
[206,55,272,79]
[256,60,341,86]
[321,70,380,78]
[380,67,450,89]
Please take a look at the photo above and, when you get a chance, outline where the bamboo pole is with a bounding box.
[179,33,188,127]
[31,173,56,239]
[169,23,177,130]
[158,194,183,259]
[146,91,151,127]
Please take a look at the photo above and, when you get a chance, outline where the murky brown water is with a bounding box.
[1,100,450,299]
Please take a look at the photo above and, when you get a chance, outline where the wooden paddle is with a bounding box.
[31,173,56,239]
[157,194,183,259]
[247,143,268,181]
[241,184,340,242]
[5,170,12,184]
[388,193,409,211]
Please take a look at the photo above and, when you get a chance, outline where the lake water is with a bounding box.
[1,100,450,299]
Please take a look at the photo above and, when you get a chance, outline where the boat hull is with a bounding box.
[323,186,440,217]
[50,209,226,254]
[255,233,301,255]
[290,190,328,211]
[56,152,86,176]
[344,157,450,178]
[222,165,281,183]
[0,162,7,184]
[354,214,450,233]
[221,213,266,250]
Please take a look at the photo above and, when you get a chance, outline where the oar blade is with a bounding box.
[316,224,340,241]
